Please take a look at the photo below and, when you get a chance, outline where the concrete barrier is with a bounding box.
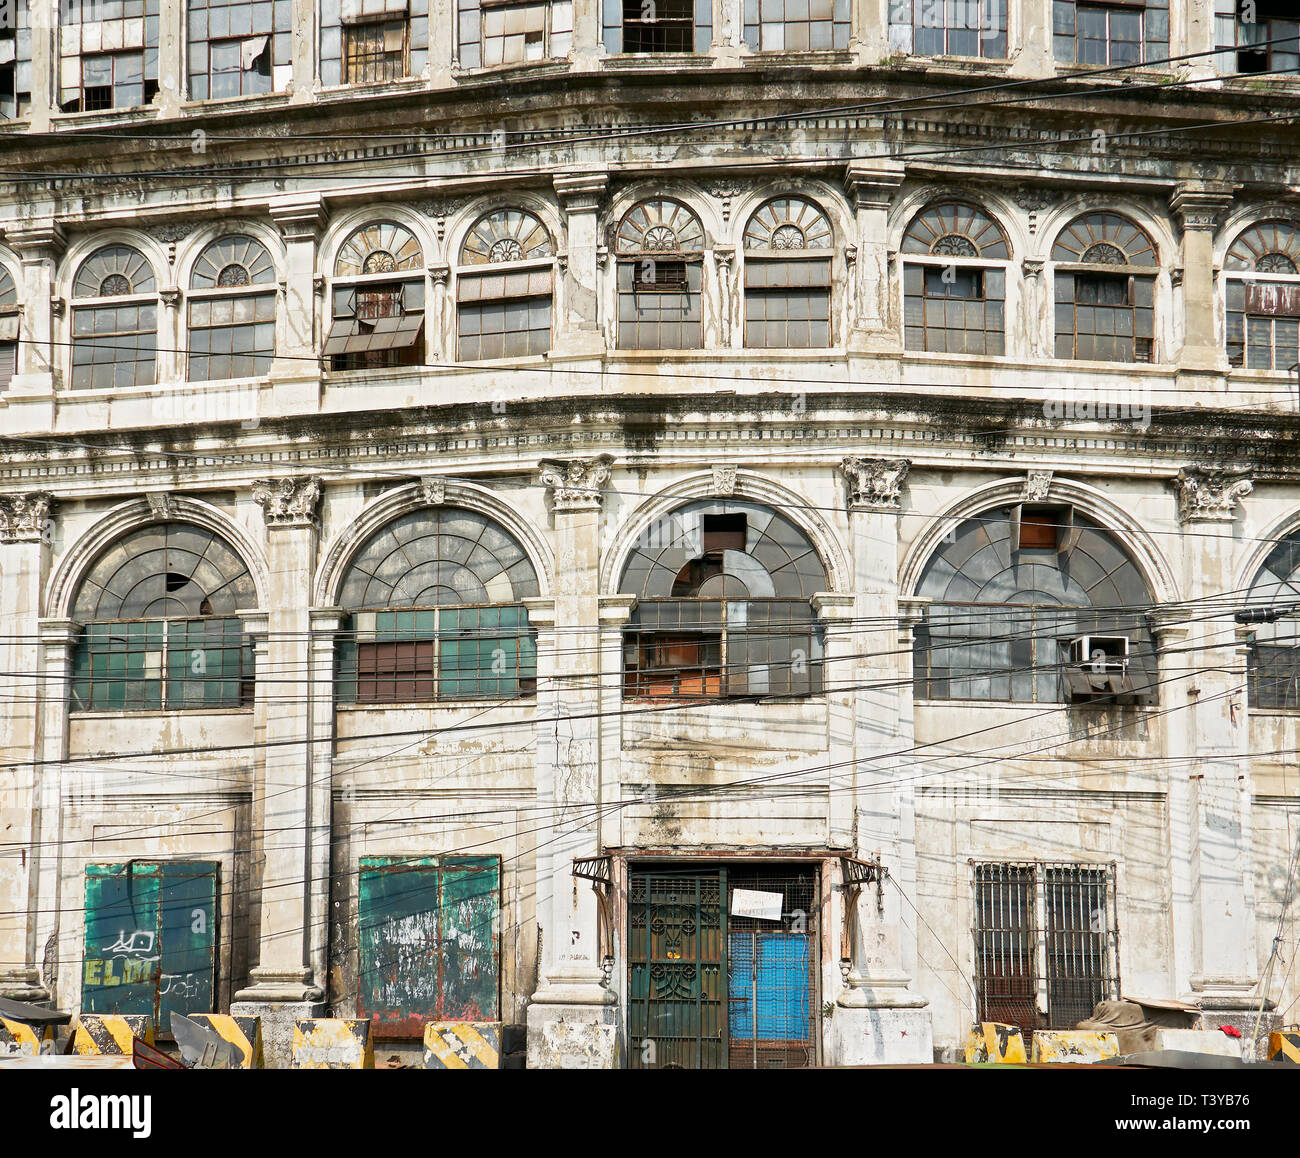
[1268,1030,1300,1064]
[291,1018,374,1069]
[1030,1029,1120,1064]
[1150,1028,1242,1058]
[72,1014,152,1055]
[423,1022,501,1069]
[963,1022,1027,1064]
[0,1018,53,1057]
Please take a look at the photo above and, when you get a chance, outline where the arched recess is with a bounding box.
[1235,511,1300,710]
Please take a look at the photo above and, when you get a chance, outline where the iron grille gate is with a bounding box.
[627,864,819,1070]
[973,861,1120,1037]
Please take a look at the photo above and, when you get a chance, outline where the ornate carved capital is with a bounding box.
[1171,466,1253,524]
[539,454,614,512]
[712,465,738,496]
[1170,184,1236,233]
[419,476,446,506]
[0,492,55,544]
[159,286,181,307]
[840,457,911,512]
[253,476,323,528]
[1022,258,1044,279]
[1023,470,1053,501]
[428,263,450,287]
[714,244,736,270]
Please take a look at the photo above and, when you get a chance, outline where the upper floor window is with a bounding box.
[188,0,292,101]
[1243,526,1300,709]
[615,199,705,350]
[457,0,573,68]
[0,4,33,119]
[1215,1,1299,76]
[742,197,833,348]
[71,245,158,390]
[618,500,827,699]
[59,0,160,112]
[1052,213,1157,363]
[188,235,277,382]
[321,0,429,87]
[1053,0,1168,67]
[912,504,1158,705]
[902,202,1009,356]
[889,0,1007,59]
[335,507,540,704]
[71,521,257,711]
[0,266,16,392]
[457,209,554,360]
[603,0,711,54]
[1224,221,1300,372]
[745,0,850,52]
[325,221,425,370]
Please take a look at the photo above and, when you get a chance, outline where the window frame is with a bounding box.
[614,199,707,352]
[326,222,428,371]
[743,0,851,54]
[70,245,160,392]
[603,0,712,55]
[186,235,278,383]
[1223,221,1300,374]
[456,209,556,362]
[1214,1,1300,76]
[1052,0,1168,68]
[888,0,1009,60]
[342,13,411,85]
[742,196,836,350]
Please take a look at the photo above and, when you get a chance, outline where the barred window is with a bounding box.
[603,0,711,54]
[974,862,1120,1033]
[188,0,292,101]
[1053,0,1168,67]
[0,4,33,119]
[59,0,160,112]
[1214,1,1299,76]
[0,266,16,392]
[1243,526,1300,709]
[903,202,1009,355]
[1052,213,1157,363]
[888,0,1007,59]
[71,522,257,711]
[326,221,425,370]
[321,0,428,87]
[618,500,827,699]
[458,0,573,68]
[71,245,158,391]
[743,197,833,348]
[335,507,540,704]
[913,505,1158,704]
[745,0,850,52]
[188,235,277,381]
[1224,221,1300,372]
[615,199,705,350]
[457,209,554,360]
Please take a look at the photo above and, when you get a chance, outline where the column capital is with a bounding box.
[6,223,66,260]
[812,592,856,621]
[839,456,911,512]
[308,606,346,633]
[269,192,329,240]
[522,596,558,629]
[553,172,609,212]
[1171,465,1253,525]
[1170,183,1237,233]
[844,161,906,211]
[0,492,55,544]
[597,593,637,627]
[539,454,614,511]
[253,475,323,528]
[428,262,450,286]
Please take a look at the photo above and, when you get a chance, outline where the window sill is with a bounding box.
[337,698,536,711]
[914,697,1156,711]
[70,707,254,717]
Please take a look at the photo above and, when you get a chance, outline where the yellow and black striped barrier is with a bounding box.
[187,1014,264,1069]
[423,1022,501,1069]
[1269,1030,1300,1064]
[964,1021,1028,1065]
[73,1014,152,1055]
[0,1017,54,1057]
[291,1018,374,1069]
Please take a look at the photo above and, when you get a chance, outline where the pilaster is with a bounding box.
[844,162,905,354]
[552,172,608,357]
[1170,183,1236,376]
[268,193,327,410]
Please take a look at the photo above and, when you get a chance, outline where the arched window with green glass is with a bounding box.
[71,522,257,711]
[335,507,540,703]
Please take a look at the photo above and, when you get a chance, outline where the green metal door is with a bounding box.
[627,868,726,1069]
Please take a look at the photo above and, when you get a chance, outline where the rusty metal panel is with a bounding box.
[291,1018,374,1069]
[1246,283,1300,317]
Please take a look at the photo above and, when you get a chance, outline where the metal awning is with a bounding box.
[323,313,423,356]
[0,996,72,1026]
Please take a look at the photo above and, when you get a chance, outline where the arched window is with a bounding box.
[335,507,540,703]
[326,221,425,371]
[618,500,827,698]
[1243,527,1300,709]
[742,197,833,349]
[1052,213,1157,364]
[902,202,1010,356]
[615,199,705,350]
[0,265,16,392]
[1224,221,1300,372]
[187,234,277,381]
[457,209,554,360]
[71,522,257,711]
[913,505,1157,705]
[71,245,158,391]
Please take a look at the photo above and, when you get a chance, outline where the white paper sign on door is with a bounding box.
[730,889,783,921]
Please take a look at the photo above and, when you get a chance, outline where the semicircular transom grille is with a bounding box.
[335,221,424,278]
[616,200,705,255]
[743,197,833,251]
[1052,213,1156,266]
[73,521,257,621]
[460,209,554,265]
[1226,221,1300,273]
[191,234,277,289]
[0,265,15,308]
[901,202,1010,260]
[338,507,541,609]
[73,245,157,298]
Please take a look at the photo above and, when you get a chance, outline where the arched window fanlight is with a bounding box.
[327,221,426,370]
[1243,527,1300,708]
[618,499,827,698]
[1052,213,1157,363]
[71,521,256,711]
[335,507,540,703]
[902,203,1009,356]
[457,210,555,361]
[743,197,833,251]
[71,245,158,390]
[615,199,705,350]
[742,196,834,348]
[1224,222,1300,371]
[0,265,16,392]
[912,504,1157,705]
[188,235,277,382]
[1226,221,1300,273]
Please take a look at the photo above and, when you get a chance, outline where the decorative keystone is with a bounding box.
[712,465,738,496]
[1023,470,1053,502]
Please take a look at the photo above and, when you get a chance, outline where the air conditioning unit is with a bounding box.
[1065,635,1136,703]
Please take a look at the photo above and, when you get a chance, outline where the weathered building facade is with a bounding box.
[0,0,1298,1067]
